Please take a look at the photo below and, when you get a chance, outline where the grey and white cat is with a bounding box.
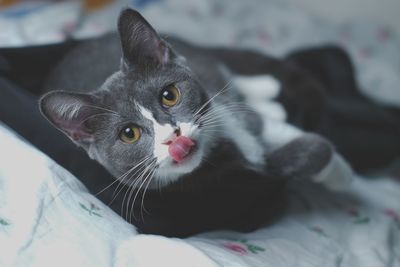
[40,9,352,195]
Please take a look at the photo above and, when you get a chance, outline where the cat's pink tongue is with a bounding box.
[168,136,195,163]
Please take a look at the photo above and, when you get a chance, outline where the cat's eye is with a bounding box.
[119,125,141,144]
[160,84,181,107]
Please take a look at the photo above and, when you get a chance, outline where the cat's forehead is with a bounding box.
[99,71,154,100]
[101,91,150,119]
[108,65,188,90]
[96,71,167,119]
[96,64,202,125]
[102,64,192,101]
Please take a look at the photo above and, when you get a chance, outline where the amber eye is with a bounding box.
[119,125,141,144]
[160,84,181,107]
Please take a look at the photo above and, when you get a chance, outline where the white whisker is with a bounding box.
[111,156,151,196]
[120,157,154,220]
[95,155,151,197]
[139,166,157,221]
[124,159,156,220]
[193,80,233,117]
[110,157,151,206]
[196,104,252,125]
[78,112,121,126]
[80,104,120,115]
[122,167,150,218]
[128,160,157,221]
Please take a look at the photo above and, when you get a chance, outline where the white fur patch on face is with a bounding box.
[138,105,208,186]
[179,122,197,137]
[155,120,208,186]
[138,105,174,163]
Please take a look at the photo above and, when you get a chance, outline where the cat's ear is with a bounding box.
[118,8,174,69]
[39,91,101,145]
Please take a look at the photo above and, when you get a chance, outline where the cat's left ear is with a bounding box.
[39,91,102,147]
[118,8,174,70]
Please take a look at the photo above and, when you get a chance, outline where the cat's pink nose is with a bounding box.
[168,136,196,163]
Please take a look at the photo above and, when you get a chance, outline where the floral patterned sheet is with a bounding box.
[1,122,400,267]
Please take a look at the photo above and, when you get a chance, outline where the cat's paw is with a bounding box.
[312,153,354,191]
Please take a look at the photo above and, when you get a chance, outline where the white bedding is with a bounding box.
[1,124,400,267]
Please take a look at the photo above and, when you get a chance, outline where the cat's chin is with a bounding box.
[152,146,204,188]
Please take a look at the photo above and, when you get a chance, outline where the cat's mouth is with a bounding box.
[154,124,207,184]
[167,136,197,164]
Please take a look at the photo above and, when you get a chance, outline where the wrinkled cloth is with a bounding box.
[1,123,400,267]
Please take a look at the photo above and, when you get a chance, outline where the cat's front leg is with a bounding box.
[312,152,354,190]
[232,73,353,189]
[266,133,354,190]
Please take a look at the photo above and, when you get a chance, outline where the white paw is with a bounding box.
[313,153,354,191]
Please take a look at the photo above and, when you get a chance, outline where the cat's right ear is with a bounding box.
[39,91,101,146]
[117,8,174,70]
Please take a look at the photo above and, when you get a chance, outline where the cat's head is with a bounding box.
[39,9,215,187]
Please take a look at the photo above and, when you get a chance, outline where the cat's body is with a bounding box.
[43,30,349,187]
[33,9,399,236]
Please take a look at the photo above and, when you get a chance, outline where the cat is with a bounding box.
[38,8,354,236]
[40,8,352,187]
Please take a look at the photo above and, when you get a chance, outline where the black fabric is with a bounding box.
[0,42,78,94]
[287,46,400,172]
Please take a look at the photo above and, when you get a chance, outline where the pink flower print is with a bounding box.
[347,207,359,217]
[377,28,392,43]
[340,29,352,42]
[358,47,373,60]
[222,239,265,255]
[338,24,353,45]
[384,209,400,222]
[62,21,77,35]
[223,242,247,255]
[346,207,370,224]
[257,30,271,46]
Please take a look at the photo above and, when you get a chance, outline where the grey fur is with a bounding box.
[267,133,332,179]
[40,8,336,188]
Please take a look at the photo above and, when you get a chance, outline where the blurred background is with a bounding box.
[0,0,399,108]
[283,0,400,35]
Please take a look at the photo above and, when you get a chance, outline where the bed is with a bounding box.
[1,0,400,266]
[1,122,400,267]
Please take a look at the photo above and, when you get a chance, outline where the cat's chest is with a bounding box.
[232,74,286,122]
[209,73,292,169]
